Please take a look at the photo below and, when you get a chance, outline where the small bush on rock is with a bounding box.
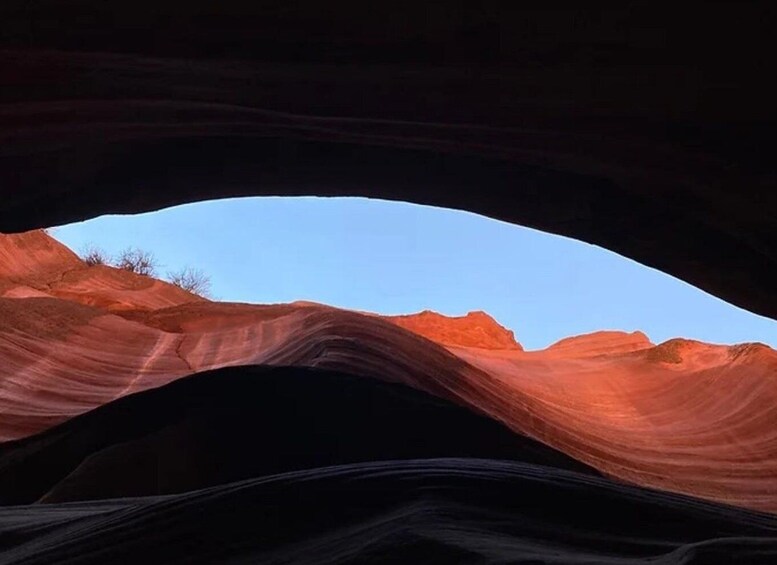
[115,247,159,277]
[167,266,211,298]
[81,244,111,266]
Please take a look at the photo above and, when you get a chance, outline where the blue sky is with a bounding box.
[52,197,776,350]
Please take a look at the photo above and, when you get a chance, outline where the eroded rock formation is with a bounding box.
[2,5,777,562]
[2,231,776,514]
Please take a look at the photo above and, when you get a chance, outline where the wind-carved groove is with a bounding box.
[174,335,194,373]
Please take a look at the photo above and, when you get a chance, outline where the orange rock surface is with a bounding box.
[1,231,776,512]
[387,309,523,350]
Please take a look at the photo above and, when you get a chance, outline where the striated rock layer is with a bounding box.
[4,458,777,564]
[1,231,777,514]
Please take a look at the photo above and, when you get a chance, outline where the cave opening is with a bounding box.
[1,195,776,515]
[47,196,777,351]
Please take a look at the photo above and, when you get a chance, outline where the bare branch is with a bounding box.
[115,247,159,277]
[80,244,111,266]
[167,266,211,298]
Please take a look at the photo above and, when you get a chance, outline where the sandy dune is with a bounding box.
[1,231,776,515]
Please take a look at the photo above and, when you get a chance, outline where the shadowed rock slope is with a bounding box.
[2,458,777,564]
[2,368,777,564]
[0,365,595,504]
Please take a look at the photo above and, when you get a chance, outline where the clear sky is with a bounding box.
[52,197,777,350]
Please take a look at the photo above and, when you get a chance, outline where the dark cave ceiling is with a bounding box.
[1,2,774,319]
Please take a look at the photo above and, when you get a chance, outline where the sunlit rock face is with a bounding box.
[386,309,523,350]
[0,230,203,311]
[1,230,777,513]
[543,330,653,357]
